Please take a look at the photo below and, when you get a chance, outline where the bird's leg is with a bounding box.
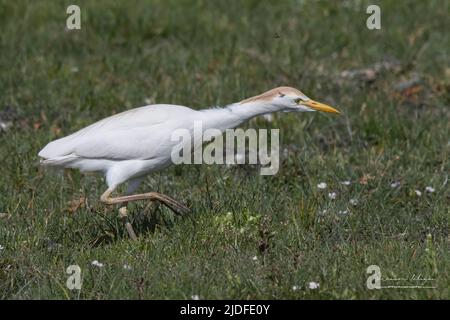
[100,188,190,215]
[118,204,138,241]
[99,188,138,240]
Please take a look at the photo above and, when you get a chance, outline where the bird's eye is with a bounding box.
[294,98,303,104]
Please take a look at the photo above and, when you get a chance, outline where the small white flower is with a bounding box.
[340,180,351,186]
[292,285,300,291]
[91,260,104,268]
[0,121,12,132]
[338,210,349,216]
[425,186,435,193]
[308,282,320,289]
[123,264,132,270]
[317,182,327,189]
[191,295,200,300]
[390,181,401,189]
[415,190,422,197]
[252,256,258,261]
[328,192,337,200]
[0,245,4,250]
[349,198,358,206]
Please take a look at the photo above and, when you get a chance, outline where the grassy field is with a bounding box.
[0,0,449,299]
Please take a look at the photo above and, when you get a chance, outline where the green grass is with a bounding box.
[0,0,449,299]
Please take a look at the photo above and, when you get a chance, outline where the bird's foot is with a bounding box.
[153,193,191,215]
[118,206,129,218]
[118,206,138,241]
[101,188,190,215]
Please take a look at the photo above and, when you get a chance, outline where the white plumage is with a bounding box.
[39,86,339,239]
[39,104,199,189]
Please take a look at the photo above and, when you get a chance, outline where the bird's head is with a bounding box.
[240,86,340,114]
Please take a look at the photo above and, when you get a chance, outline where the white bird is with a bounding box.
[39,86,339,239]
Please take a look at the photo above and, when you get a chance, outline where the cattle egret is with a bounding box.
[39,86,340,239]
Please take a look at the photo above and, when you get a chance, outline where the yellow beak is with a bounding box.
[302,100,340,114]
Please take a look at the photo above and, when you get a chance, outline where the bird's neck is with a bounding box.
[227,101,281,119]
[201,101,280,131]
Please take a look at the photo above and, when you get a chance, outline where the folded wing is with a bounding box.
[39,104,197,161]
